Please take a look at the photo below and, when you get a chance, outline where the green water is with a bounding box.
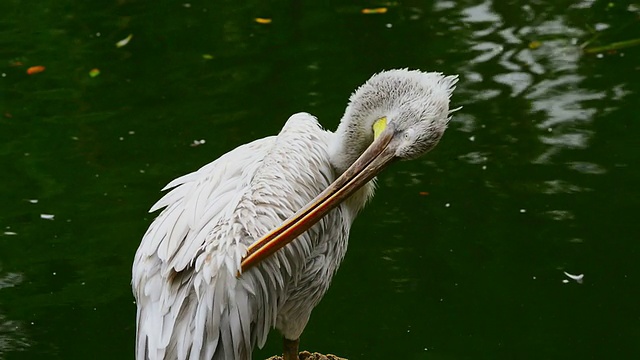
[1,0,639,359]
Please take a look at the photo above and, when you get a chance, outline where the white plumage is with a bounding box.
[133,69,458,360]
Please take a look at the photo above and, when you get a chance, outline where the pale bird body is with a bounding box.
[133,69,458,360]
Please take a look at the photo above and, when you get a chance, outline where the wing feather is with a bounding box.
[133,113,344,360]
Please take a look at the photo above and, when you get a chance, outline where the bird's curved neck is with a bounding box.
[328,112,379,175]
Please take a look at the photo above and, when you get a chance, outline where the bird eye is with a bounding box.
[403,129,413,142]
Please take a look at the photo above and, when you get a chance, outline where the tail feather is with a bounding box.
[136,262,257,360]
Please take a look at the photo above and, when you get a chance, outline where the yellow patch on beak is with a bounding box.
[373,117,387,139]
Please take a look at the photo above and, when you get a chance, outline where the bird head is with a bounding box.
[331,69,458,173]
[240,69,458,273]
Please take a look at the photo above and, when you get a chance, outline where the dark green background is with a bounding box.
[1,0,638,359]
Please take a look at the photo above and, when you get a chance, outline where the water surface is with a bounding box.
[1,0,639,359]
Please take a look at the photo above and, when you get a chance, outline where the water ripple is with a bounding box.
[0,271,28,356]
[0,273,23,291]
[493,72,533,97]
[454,0,620,172]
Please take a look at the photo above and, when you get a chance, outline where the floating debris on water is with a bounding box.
[362,7,388,14]
[563,271,584,284]
[116,34,133,48]
[528,40,542,49]
[26,65,45,75]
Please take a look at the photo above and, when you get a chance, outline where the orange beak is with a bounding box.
[239,123,398,274]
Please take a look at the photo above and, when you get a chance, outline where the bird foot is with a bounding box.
[283,337,299,360]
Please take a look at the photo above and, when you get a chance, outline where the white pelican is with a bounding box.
[133,69,458,360]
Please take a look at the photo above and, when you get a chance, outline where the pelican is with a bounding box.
[132,69,458,360]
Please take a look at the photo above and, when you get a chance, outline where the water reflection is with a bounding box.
[541,179,592,194]
[455,0,620,171]
[567,161,607,174]
[0,271,28,357]
[544,209,575,221]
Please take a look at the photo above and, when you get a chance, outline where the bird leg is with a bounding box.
[282,337,300,360]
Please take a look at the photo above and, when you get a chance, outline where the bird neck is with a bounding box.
[328,112,376,175]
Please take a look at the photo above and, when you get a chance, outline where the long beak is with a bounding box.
[239,122,398,274]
